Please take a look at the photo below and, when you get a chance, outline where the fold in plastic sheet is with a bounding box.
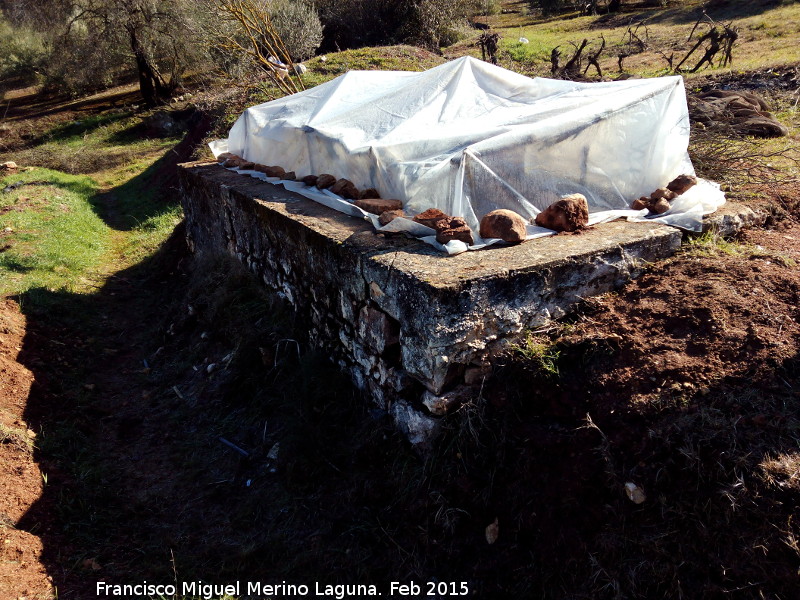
[212,56,726,255]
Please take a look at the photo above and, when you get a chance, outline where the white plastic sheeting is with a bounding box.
[212,56,724,254]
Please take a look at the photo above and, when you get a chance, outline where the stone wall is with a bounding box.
[179,162,683,444]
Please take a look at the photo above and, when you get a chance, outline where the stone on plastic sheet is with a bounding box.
[421,385,472,416]
[534,194,589,232]
[355,197,402,215]
[316,173,336,189]
[391,399,440,446]
[435,216,474,245]
[480,209,527,242]
[666,174,697,195]
[330,178,359,200]
[357,305,400,354]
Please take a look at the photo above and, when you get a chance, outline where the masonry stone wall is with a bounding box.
[179,162,683,444]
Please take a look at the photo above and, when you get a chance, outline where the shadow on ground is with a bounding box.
[89,109,212,232]
[12,217,800,599]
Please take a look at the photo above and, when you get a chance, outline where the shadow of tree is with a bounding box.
[89,109,211,232]
[33,112,133,146]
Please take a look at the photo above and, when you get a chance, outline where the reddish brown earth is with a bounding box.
[568,225,800,416]
[0,299,54,599]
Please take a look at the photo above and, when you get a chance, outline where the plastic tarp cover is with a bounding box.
[212,56,724,254]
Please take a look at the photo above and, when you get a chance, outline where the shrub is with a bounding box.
[0,17,46,86]
[477,0,503,16]
[316,0,486,51]
[271,0,323,61]
[40,30,126,96]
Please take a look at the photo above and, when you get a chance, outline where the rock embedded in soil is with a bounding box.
[624,482,646,504]
[378,209,405,226]
[413,208,449,229]
[301,175,318,187]
[421,386,472,416]
[330,178,359,200]
[435,216,474,246]
[316,174,336,189]
[534,194,589,233]
[667,174,698,195]
[690,89,789,138]
[239,161,255,170]
[481,209,528,242]
[355,198,403,215]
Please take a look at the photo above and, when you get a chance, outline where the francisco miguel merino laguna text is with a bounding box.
[96,580,382,599]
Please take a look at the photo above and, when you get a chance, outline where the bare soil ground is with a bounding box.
[0,300,53,599]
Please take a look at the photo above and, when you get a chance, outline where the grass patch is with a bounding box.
[682,230,752,257]
[683,230,796,266]
[510,332,561,379]
[465,0,800,79]
[0,423,34,453]
[0,168,109,295]
[8,109,182,175]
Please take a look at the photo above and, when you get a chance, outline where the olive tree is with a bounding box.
[2,0,203,104]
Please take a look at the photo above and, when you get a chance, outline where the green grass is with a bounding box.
[0,168,109,295]
[683,230,797,266]
[1,105,189,296]
[510,332,561,379]
[11,109,182,175]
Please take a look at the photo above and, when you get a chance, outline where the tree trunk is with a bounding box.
[129,27,168,107]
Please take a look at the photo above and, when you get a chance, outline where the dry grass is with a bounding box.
[449,0,800,79]
[0,423,34,453]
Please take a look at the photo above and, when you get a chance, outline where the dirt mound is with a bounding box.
[565,236,800,411]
